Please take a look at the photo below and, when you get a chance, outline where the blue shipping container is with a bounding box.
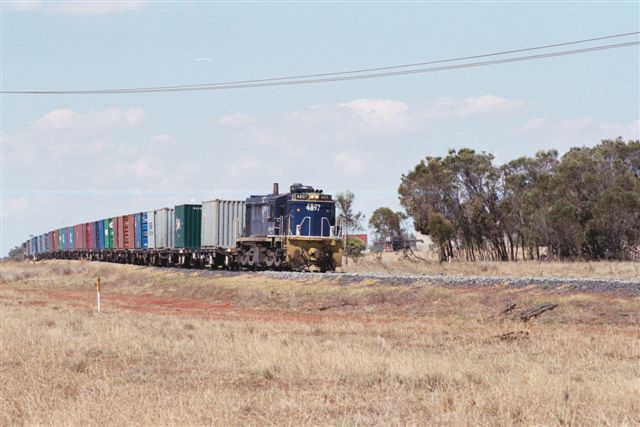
[96,220,105,249]
[59,228,65,251]
[67,227,74,250]
[134,212,148,249]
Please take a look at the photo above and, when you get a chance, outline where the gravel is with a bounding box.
[148,266,640,296]
[258,271,640,296]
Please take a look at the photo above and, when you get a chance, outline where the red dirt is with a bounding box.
[1,285,370,325]
[3,284,638,336]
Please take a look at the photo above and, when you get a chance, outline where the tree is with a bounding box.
[335,191,365,234]
[369,207,407,242]
[335,190,365,260]
[5,246,25,262]
[346,237,366,260]
[398,139,640,261]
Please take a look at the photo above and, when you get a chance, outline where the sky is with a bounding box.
[1,1,639,255]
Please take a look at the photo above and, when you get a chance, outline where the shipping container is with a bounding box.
[59,228,65,251]
[147,208,171,249]
[114,214,135,249]
[67,227,74,250]
[85,222,93,249]
[73,224,85,250]
[103,219,113,249]
[114,216,123,249]
[95,221,104,250]
[169,208,175,248]
[201,200,245,248]
[174,204,201,249]
[134,212,148,249]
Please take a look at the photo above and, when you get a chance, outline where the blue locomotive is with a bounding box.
[238,183,343,272]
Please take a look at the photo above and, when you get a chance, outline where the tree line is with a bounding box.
[397,138,640,261]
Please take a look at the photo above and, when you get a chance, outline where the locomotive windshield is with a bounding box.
[287,199,335,237]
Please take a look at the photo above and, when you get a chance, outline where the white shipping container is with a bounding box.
[168,208,175,249]
[146,208,171,249]
[201,199,245,248]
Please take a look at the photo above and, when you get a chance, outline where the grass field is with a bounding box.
[344,252,640,279]
[1,261,639,425]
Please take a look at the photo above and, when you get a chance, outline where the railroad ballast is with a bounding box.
[23,183,344,272]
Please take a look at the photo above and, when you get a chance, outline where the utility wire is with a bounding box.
[2,38,638,95]
[71,30,640,91]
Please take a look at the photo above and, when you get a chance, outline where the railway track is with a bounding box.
[165,268,640,296]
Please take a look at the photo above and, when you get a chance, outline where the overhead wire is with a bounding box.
[73,30,640,91]
[1,33,638,95]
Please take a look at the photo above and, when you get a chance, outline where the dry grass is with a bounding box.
[1,261,639,426]
[344,252,640,279]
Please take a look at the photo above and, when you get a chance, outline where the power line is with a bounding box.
[2,37,638,95]
[75,30,640,91]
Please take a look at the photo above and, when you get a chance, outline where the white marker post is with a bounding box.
[96,277,101,313]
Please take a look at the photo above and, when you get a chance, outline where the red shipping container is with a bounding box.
[74,224,86,249]
[114,215,135,249]
[86,222,94,249]
[124,214,134,249]
[114,216,123,249]
[53,229,59,251]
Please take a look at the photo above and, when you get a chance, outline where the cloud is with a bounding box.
[423,95,526,119]
[510,117,547,137]
[338,99,414,134]
[5,1,150,16]
[597,120,640,139]
[334,150,366,176]
[561,116,593,132]
[3,106,148,188]
[217,113,255,128]
[525,117,639,154]
[558,117,638,139]
[35,107,144,132]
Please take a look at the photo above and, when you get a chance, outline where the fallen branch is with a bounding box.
[315,301,353,311]
[519,304,557,322]
[499,303,517,316]
[496,331,530,341]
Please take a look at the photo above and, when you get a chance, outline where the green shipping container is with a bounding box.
[174,204,202,249]
[103,218,114,249]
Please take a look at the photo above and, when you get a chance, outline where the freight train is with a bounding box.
[22,183,344,272]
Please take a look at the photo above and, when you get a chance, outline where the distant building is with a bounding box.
[350,234,368,247]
